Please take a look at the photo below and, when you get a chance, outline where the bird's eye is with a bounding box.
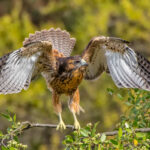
[74,60,80,64]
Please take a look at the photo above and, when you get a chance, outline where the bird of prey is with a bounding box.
[0,28,150,130]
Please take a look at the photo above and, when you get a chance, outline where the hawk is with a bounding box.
[0,28,150,130]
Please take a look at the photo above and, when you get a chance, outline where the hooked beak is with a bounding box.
[80,59,88,67]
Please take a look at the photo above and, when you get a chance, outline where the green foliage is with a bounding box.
[63,89,150,149]
[0,112,27,150]
[119,89,150,129]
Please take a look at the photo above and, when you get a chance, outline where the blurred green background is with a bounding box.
[0,0,150,149]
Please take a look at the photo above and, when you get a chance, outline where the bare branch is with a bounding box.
[20,121,150,136]
[21,121,74,131]
[102,128,150,136]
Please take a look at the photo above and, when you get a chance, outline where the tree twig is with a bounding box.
[21,121,74,131]
[16,121,150,136]
[102,128,150,136]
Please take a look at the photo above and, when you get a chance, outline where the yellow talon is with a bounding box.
[72,111,81,130]
[74,120,80,130]
[56,113,66,130]
[56,120,66,130]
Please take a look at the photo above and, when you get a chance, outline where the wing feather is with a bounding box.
[0,41,55,94]
[82,36,150,91]
[0,50,37,94]
[107,52,123,87]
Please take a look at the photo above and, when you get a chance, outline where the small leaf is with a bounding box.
[91,122,99,137]
[124,102,132,106]
[64,135,73,144]
[117,94,123,100]
[14,136,19,142]
[0,113,10,120]
[100,134,106,142]
[110,139,118,145]
[83,138,90,143]
[0,113,13,122]
[13,114,16,122]
[118,128,122,139]
[126,129,132,133]
[136,133,146,138]
[107,88,114,95]
[80,129,89,137]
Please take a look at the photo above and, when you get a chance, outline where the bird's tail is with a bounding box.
[23,28,76,57]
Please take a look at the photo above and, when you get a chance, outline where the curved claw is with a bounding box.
[74,120,80,130]
[56,120,66,130]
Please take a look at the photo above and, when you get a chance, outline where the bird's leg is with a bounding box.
[52,92,66,130]
[57,112,66,130]
[72,110,81,130]
[68,89,84,130]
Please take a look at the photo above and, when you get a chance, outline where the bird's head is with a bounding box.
[71,56,88,69]
[58,56,88,74]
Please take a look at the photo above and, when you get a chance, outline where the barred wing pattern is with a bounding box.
[0,41,52,94]
[0,50,37,94]
[82,36,150,91]
[23,28,76,57]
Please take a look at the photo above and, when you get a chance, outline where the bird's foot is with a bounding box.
[56,120,66,130]
[74,120,81,130]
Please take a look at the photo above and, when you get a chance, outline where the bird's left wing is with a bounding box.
[82,36,150,91]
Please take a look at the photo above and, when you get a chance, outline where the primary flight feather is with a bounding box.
[0,28,150,129]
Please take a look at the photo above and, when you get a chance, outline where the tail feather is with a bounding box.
[23,28,76,57]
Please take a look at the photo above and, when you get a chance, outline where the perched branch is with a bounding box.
[19,121,150,136]
[21,121,74,131]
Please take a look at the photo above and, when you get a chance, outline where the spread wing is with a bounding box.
[82,36,150,91]
[0,41,55,94]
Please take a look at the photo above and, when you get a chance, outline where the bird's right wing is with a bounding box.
[0,41,55,94]
[82,36,150,91]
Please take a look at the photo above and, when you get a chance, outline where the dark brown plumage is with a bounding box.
[0,28,150,129]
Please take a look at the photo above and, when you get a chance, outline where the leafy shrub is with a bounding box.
[63,89,150,150]
[0,112,27,150]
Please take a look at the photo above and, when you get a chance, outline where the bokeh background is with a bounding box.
[0,0,150,149]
